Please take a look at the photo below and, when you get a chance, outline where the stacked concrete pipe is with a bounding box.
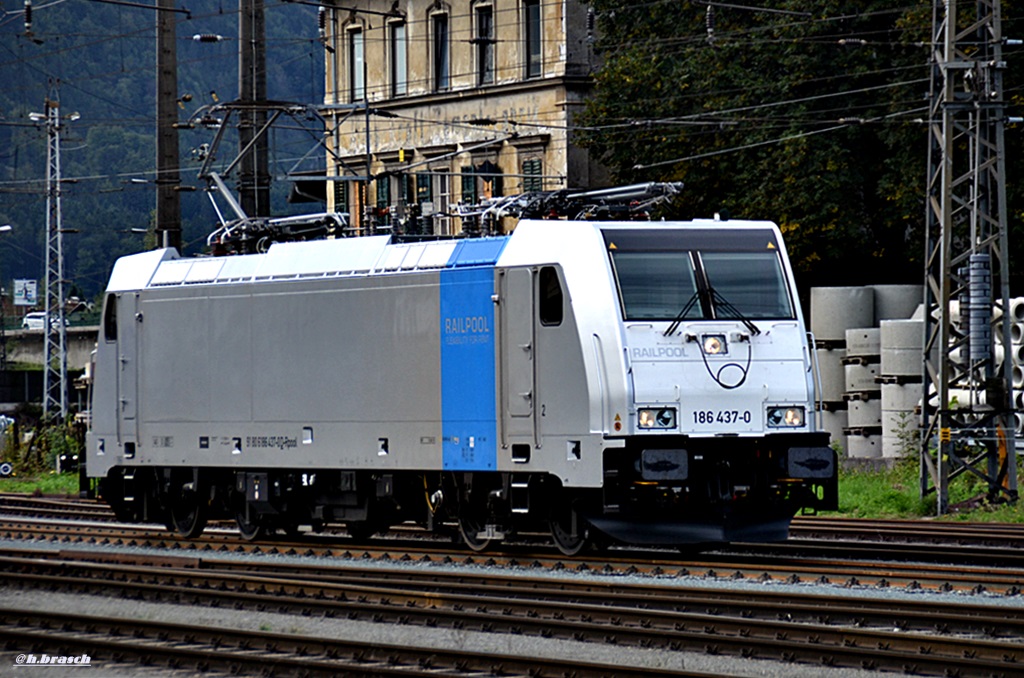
[810,285,924,459]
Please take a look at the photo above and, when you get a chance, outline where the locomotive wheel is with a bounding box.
[235,508,266,541]
[458,513,492,552]
[167,472,208,539]
[549,505,590,557]
[345,520,380,540]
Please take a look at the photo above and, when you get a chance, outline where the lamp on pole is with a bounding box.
[30,98,78,421]
[0,224,11,372]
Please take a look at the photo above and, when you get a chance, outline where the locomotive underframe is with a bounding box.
[98,430,835,548]
[594,432,837,543]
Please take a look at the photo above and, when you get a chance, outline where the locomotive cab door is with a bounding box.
[115,292,140,452]
[500,268,536,446]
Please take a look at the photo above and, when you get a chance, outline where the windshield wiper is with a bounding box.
[663,291,701,337]
[709,287,762,336]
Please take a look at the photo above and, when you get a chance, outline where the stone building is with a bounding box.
[321,0,605,235]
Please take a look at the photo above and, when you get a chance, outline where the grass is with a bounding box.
[828,458,1024,523]
[0,471,82,496]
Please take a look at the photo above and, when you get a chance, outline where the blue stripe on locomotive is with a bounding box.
[439,237,508,471]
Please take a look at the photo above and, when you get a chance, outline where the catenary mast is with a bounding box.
[36,96,72,421]
[920,0,1018,512]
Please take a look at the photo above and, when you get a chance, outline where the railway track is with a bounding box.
[0,605,705,678]
[1,515,1022,595]
[0,494,113,521]
[2,500,1024,675]
[6,491,1024,549]
[0,547,1021,676]
[6,491,1024,547]
[791,515,1024,548]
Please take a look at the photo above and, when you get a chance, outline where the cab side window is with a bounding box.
[538,266,563,326]
[103,294,117,341]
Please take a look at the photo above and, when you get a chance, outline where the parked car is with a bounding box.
[21,312,67,330]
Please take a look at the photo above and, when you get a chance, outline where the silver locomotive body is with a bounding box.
[87,220,836,552]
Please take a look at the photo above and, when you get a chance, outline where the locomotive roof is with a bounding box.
[105,234,512,292]
[104,218,782,293]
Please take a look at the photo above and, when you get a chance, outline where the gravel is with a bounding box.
[1,536,1014,677]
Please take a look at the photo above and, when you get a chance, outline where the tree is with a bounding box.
[578,1,1024,291]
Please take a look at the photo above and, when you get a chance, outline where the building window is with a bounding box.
[416,173,433,204]
[349,27,365,101]
[390,21,407,97]
[461,166,477,204]
[475,5,494,86]
[329,13,342,102]
[523,0,541,78]
[375,175,391,227]
[433,170,450,235]
[522,158,542,192]
[432,13,450,91]
[333,179,349,214]
[477,160,503,199]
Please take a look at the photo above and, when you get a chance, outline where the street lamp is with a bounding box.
[0,224,12,371]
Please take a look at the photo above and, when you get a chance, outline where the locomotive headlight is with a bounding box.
[766,406,805,428]
[638,407,677,429]
[701,334,727,355]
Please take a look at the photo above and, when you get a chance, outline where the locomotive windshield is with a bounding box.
[612,252,701,321]
[604,228,796,321]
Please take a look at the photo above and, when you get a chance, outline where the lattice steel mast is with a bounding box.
[921,0,1017,513]
[37,98,70,420]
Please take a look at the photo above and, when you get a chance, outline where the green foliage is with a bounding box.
[1,410,83,476]
[833,459,932,518]
[0,2,324,298]
[0,472,80,496]
[579,0,1024,292]
[831,457,1024,523]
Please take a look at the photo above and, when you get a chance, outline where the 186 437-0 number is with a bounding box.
[693,410,752,425]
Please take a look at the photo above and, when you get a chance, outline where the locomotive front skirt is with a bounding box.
[86,219,837,554]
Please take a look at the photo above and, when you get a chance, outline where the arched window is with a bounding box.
[348,26,364,101]
[523,0,542,78]
[475,3,494,85]
[432,12,450,91]
[389,20,407,96]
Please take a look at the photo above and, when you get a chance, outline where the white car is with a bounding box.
[21,312,67,330]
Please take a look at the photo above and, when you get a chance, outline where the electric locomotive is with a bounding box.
[86,218,836,554]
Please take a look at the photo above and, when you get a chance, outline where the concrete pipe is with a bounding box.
[871,284,923,324]
[816,347,846,403]
[848,398,882,428]
[881,382,920,413]
[845,327,881,358]
[820,407,848,454]
[950,343,1004,366]
[847,432,882,459]
[882,410,918,458]
[810,287,874,343]
[880,319,924,377]
[844,362,881,392]
[1010,297,1024,323]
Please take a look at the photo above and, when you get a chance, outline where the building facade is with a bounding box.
[322,0,605,235]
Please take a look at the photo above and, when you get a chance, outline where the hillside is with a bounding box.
[0,0,323,299]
